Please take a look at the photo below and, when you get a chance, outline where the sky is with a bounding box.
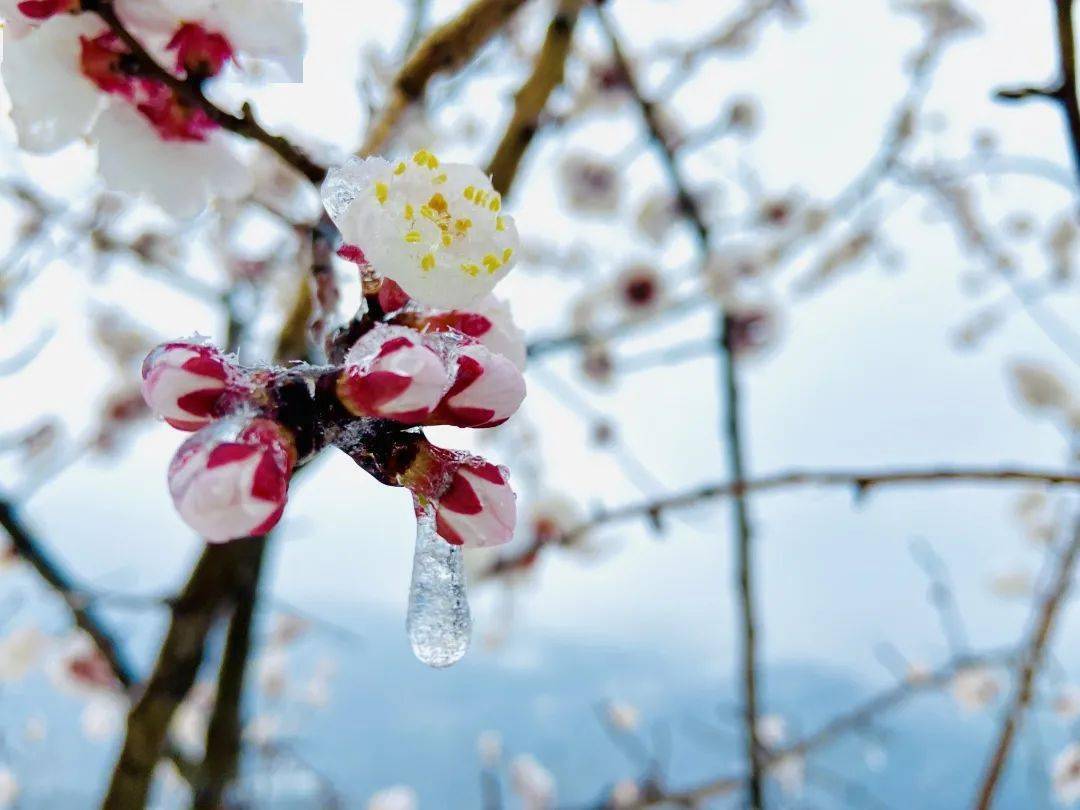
[1,0,1080,806]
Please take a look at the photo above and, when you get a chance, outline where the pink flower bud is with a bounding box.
[402,445,517,548]
[168,418,295,543]
[377,278,411,313]
[431,343,526,428]
[418,295,526,370]
[141,341,239,431]
[337,326,449,423]
[15,0,77,20]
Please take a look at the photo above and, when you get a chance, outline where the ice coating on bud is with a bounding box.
[432,342,526,428]
[421,294,527,371]
[167,417,295,542]
[337,325,449,423]
[434,459,517,547]
[321,151,519,309]
[406,500,471,668]
[141,341,237,431]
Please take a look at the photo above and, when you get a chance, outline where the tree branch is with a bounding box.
[486,0,582,196]
[359,0,535,157]
[102,538,265,809]
[973,517,1080,808]
[478,465,1080,580]
[596,9,764,805]
[0,496,137,687]
[193,539,268,808]
[84,0,326,184]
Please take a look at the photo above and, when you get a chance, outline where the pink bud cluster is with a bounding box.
[142,275,526,549]
[336,324,525,429]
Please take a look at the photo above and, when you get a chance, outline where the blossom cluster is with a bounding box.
[140,152,526,547]
[0,0,304,216]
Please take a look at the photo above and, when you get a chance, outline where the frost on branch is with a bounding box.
[322,151,520,308]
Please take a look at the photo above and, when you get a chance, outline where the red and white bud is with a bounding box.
[167,417,295,543]
[337,325,449,423]
[403,445,517,548]
[377,278,411,314]
[141,341,242,431]
[417,294,526,371]
[431,342,526,428]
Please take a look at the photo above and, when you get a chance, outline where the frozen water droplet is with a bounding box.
[407,503,471,668]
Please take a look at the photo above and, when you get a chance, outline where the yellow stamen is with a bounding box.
[428,193,448,215]
[502,247,513,263]
[482,253,501,273]
[434,173,448,184]
[455,218,472,235]
[463,185,475,201]
[420,253,436,271]
[489,195,501,212]
[403,203,414,219]
[460,263,480,277]
[404,230,421,243]
[495,216,506,232]
[394,161,406,176]
[441,233,452,247]
[374,182,388,204]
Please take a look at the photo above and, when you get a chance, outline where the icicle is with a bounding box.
[406,501,472,667]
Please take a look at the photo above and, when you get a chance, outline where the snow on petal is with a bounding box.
[323,152,520,309]
[92,102,253,218]
[2,15,104,152]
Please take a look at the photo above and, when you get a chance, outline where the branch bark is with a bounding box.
[102,538,266,809]
[192,539,268,808]
[359,0,534,157]
[486,0,582,196]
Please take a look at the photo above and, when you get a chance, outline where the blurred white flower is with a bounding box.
[1010,361,1072,415]
[366,785,418,810]
[988,567,1034,599]
[605,701,640,732]
[559,154,620,215]
[0,625,48,681]
[771,752,805,798]
[510,754,556,810]
[256,647,289,699]
[1054,686,1080,722]
[756,714,787,748]
[81,694,125,741]
[477,730,503,768]
[1053,743,1080,805]
[951,667,999,713]
[0,767,19,809]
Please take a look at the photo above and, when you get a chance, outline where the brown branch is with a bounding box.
[193,539,268,808]
[486,0,582,195]
[0,496,137,688]
[478,465,1080,580]
[359,0,534,157]
[102,538,266,808]
[84,0,326,184]
[596,9,765,806]
[973,517,1080,809]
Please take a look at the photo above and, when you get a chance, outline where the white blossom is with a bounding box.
[366,785,418,810]
[510,754,556,810]
[323,151,519,309]
[1053,743,1080,805]
[0,767,19,809]
[0,625,48,681]
[951,666,999,713]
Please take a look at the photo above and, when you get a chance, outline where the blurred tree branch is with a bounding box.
[359,0,536,156]
[595,9,765,806]
[478,465,1080,580]
[487,0,583,196]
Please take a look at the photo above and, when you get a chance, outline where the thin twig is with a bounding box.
[478,465,1080,580]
